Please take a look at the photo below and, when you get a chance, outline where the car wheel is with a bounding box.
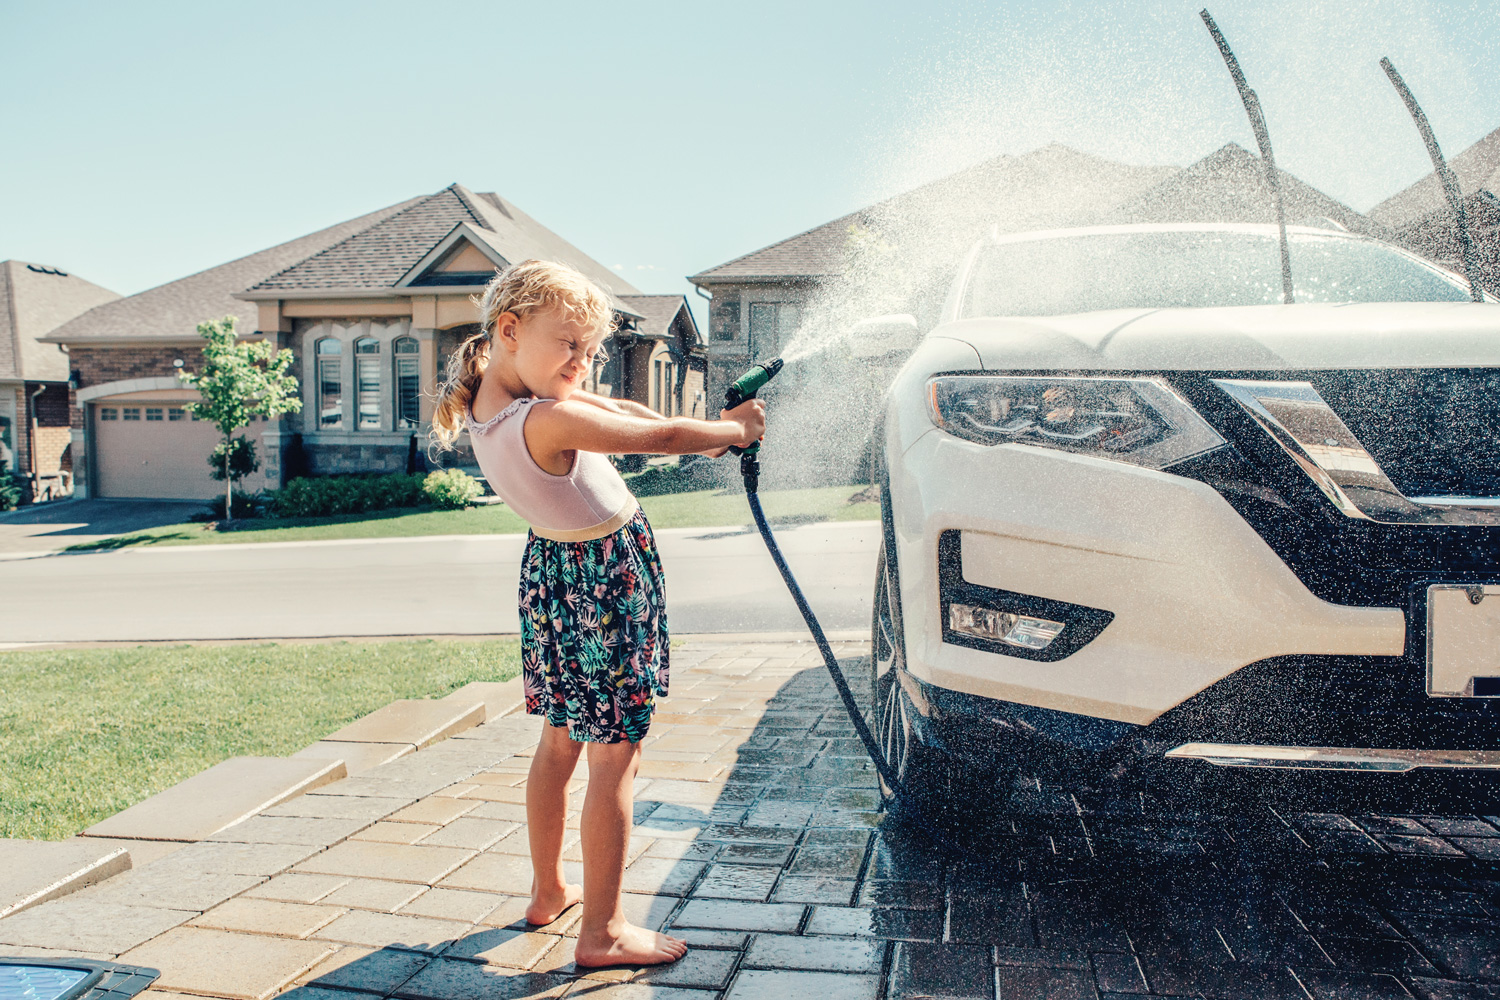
[872,540,959,816]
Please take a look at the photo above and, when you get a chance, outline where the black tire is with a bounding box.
[872,540,963,820]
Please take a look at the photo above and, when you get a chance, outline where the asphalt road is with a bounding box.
[0,520,881,643]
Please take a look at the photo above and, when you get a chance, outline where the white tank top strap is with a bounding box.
[467,396,534,436]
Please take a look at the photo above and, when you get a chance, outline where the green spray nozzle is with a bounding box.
[724,358,784,410]
[724,358,783,461]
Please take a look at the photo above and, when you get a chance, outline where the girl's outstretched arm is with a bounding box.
[525,397,764,473]
[569,390,667,422]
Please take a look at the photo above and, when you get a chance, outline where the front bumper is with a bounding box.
[887,427,1406,727]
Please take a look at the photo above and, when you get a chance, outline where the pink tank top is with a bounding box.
[467,397,638,542]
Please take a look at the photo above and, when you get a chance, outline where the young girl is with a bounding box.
[431,259,765,967]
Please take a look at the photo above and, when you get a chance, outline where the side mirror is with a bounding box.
[849,314,921,358]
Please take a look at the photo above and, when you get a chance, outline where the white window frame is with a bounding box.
[393,336,421,430]
[354,336,381,430]
[315,337,343,429]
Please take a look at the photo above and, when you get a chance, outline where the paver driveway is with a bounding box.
[3,636,1499,998]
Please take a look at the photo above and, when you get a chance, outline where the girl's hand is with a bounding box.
[721,399,766,449]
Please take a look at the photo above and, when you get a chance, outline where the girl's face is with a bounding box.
[502,306,607,400]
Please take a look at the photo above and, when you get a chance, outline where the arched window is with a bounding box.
[354,337,380,430]
[393,337,421,429]
[316,338,343,428]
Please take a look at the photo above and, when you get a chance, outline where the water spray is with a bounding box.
[726,358,970,854]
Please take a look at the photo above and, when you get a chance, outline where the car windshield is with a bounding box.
[964,230,1475,317]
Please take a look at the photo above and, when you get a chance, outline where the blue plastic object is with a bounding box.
[0,959,157,1000]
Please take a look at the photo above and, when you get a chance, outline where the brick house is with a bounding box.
[0,261,118,500]
[688,145,1179,406]
[42,184,704,499]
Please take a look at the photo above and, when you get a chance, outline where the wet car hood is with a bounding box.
[936,301,1500,371]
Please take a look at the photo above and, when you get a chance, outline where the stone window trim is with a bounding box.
[297,319,431,437]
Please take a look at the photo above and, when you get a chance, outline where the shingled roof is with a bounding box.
[1111,143,1382,236]
[248,184,638,297]
[617,294,700,342]
[43,197,422,345]
[1,262,119,380]
[690,144,1179,284]
[1369,126,1500,230]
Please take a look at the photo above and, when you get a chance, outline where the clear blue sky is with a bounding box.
[3,0,1497,305]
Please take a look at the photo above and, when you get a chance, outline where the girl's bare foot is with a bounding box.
[526,882,583,926]
[575,922,688,967]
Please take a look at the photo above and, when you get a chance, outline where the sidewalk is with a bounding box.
[2,637,1498,999]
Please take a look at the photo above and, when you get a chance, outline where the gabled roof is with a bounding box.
[0,261,119,380]
[1111,143,1382,236]
[247,184,638,298]
[617,294,701,344]
[690,144,1179,284]
[1368,126,1500,230]
[42,197,422,345]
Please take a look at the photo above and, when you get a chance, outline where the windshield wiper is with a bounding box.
[1200,9,1295,305]
[1380,57,1485,304]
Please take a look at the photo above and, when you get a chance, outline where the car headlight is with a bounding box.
[928,375,1225,470]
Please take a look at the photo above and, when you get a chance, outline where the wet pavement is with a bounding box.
[3,637,1498,998]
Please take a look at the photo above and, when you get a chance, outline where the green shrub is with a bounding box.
[197,490,265,520]
[208,436,260,482]
[270,473,426,519]
[423,468,482,510]
[0,475,23,512]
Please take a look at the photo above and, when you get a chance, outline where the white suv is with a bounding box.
[873,222,1500,805]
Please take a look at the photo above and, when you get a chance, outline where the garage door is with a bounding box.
[94,402,225,499]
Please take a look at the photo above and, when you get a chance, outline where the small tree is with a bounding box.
[178,317,301,519]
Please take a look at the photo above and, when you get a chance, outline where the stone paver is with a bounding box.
[188,896,344,938]
[319,878,428,913]
[313,908,471,953]
[0,897,195,954]
[294,739,414,776]
[0,838,131,917]
[10,636,1500,1000]
[323,698,485,749]
[441,678,525,721]
[205,814,373,846]
[120,925,336,999]
[297,944,434,993]
[292,840,475,884]
[82,756,346,841]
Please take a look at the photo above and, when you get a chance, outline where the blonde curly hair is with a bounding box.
[430,259,615,449]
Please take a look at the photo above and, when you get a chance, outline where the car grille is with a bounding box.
[1166,369,1500,609]
[1310,368,1500,498]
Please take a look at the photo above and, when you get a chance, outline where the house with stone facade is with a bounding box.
[688,144,1180,405]
[0,261,118,500]
[42,184,703,500]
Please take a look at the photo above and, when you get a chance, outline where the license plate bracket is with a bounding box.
[1427,584,1500,697]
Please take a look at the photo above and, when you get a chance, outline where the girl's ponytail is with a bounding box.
[430,329,491,450]
[429,259,615,451]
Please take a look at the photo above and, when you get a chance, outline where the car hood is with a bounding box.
[935,301,1500,371]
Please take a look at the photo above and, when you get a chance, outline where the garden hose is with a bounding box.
[728,360,971,855]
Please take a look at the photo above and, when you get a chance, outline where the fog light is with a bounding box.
[948,603,1066,651]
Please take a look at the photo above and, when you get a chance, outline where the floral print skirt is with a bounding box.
[519,507,669,744]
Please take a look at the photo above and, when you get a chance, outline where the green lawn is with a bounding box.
[0,639,520,841]
[66,484,878,551]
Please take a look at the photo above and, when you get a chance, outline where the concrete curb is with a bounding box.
[0,517,880,561]
[0,630,868,652]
